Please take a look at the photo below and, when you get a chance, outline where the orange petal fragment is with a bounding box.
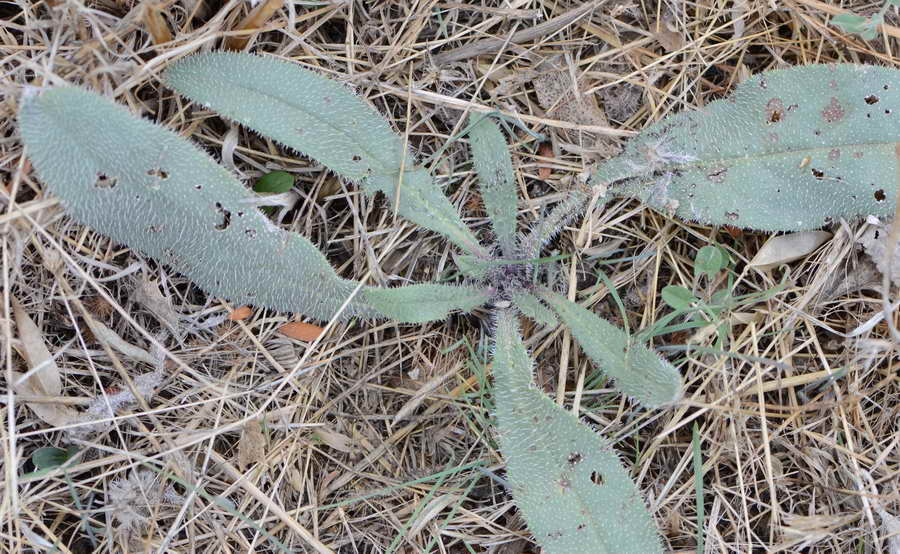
[228,306,253,321]
[278,321,324,341]
[538,142,553,180]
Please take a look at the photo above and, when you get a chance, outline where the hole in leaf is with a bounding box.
[865,94,880,104]
[147,224,163,233]
[590,471,604,486]
[707,167,728,183]
[885,84,891,90]
[824,216,833,224]
[726,211,739,222]
[194,184,202,190]
[577,523,586,531]
[147,168,169,179]
[237,211,245,217]
[351,155,361,162]
[887,109,893,115]
[875,189,886,202]
[765,98,784,124]
[214,202,232,231]
[811,168,825,180]
[567,452,583,465]
[245,228,257,238]
[94,173,118,189]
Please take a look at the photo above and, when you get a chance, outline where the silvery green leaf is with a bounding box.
[595,64,900,230]
[19,86,377,321]
[364,284,489,323]
[166,52,483,256]
[492,310,662,554]
[468,114,518,256]
[539,290,683,408]
[511,290,557,327]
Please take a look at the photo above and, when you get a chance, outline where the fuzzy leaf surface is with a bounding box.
[492,310,662,554]
[365,169,483,255]
[19,86,377,321]
[468,114,518,256]
[594,64,900,231]
[166,53,483,256]
[511,291,557,327]
[540,290,682,408]
[165,52,404,180]
[364,284,490,323]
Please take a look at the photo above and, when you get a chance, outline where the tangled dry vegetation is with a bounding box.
[2,1,899,552]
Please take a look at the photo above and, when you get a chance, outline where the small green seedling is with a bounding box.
[19,53,900,552]
[831,0,900,40]
[31,446,79,471]
[253,170,294,215]
[655,246,786,350]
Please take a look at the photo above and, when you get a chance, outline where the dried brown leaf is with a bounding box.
[143,3,173,46]
[407,494,460,538]
[12,297,61,396]
[133,277,181,338]
[650,18,684,52]
[224,0,285,51]
[860,220,900,287]
[531,60,608,127]
[228,305,253,321]
[749,231,832,270]
[238,417,267,471]
[84,315,157,365]
[312,427,352,453]
[391,370,453,425]
[537,142,553,180]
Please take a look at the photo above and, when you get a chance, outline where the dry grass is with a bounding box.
[2,0,900,552]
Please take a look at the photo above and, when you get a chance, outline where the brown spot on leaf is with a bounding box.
[811,168,825,180]
[853,151,864,159]
[768,132,779,143]
[875,189,886,202]
[822,97,844,123]
[828,148,840,161]
[865,94,879,104]
[765,98,784,124]
[726,211,739,222]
